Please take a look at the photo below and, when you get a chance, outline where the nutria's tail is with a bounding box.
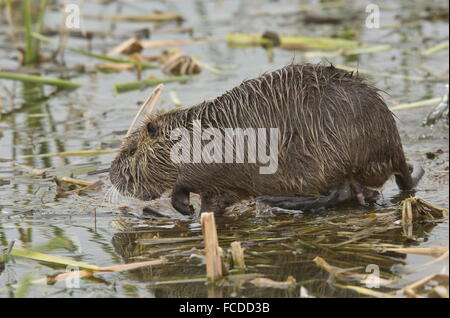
[395,161,424,190]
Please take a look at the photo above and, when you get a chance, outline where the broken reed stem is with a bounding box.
[114,74,192,93]
[400,197,448,239]
[230,241,246,269]
[201,212,224,281]
[126,84,164,137]
[32,33,156,68]
[403,274,449,298]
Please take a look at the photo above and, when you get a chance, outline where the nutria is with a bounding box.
[109,63,424,215]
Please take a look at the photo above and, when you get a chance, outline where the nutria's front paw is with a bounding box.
[171,183,194,215]
[171,195,194,215]
[174,203,195,216]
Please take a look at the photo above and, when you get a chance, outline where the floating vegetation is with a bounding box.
[85,12,184,23]
[9,246,167,286]
[226,33,359,50]
[32,33,157,69]
[400,197,448,239]
[402,274,449,298]
[107,194,447,297]
[304,45,392,58]
[313,256,394,286]
[20,149,116,159]
[386,247,448,258]
[12,162,49,176]
[247,276,296,289]
[333,284,396,298]
[108,37,144,56]
[96,63,134,73]
[141,39,209,49]
[230,241,246,269]
[424,85,449,125]
[114,74,194,93]
[34,258,168,285]
[21,0,49,65]
[13,276,32,298]
[0,72,82,88]
[421,41,449,56]
[54,177,103,198]
[400,197,448,224]
[201,212,227,281]
[161,52,202,76]
[170,91,183,107]
[11,247,99,270]
[390,97,443,111]
[336,64,426,82]
[137,236,203,245]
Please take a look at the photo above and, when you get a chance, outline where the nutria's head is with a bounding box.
[109,116,179,201]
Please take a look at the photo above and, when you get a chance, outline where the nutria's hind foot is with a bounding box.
[395,161,425,190]
[409,161,425,187]
[257,183,354,211]
[171,184,195,215]
[200,192,238,215]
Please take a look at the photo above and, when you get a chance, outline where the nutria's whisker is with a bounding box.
[126,84,164,137]
[88,168,110,176]
[102,186,112,204]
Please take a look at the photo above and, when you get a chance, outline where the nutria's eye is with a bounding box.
[129,148,136,156]
[146,122,158,138]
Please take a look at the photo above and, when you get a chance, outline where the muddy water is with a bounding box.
[0,0,448,297]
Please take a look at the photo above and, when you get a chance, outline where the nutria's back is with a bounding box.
[167,64,405,193]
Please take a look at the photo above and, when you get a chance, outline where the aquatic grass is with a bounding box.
[400,197,448,238]
[170,91,183,107]
[281,35,358,50]
[390,97,442,111]
[421,41,449,56]
[141,39,210,49]
[22,0,35,65]
[19,149,116,159]
[402,274,449,298]
[248,276,296,289]
[305,45,392,58]
[11,247,100,270]
[10,248,168,286]
[4,0,19,49]
[226,33,359,50]
[14,276,33,298]
[31,258,168,285]
[333,283,396,298]
[32,33,158,69]
[386,247,448,258]
[21,0,50,65]
[0,72,82,88]
[114,75,194,93]
[335,64,426,82]
[84,12,183,23]
[34,0,49,57]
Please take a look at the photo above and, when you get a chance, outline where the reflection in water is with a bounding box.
[111,202,442,297]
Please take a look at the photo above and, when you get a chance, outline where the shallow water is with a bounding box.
[0,0,448,298]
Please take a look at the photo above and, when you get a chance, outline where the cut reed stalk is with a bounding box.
[201,212,225,281]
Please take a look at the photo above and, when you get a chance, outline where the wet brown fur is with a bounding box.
[109,63,414,213]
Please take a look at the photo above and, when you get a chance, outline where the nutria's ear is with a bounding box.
[146,122,158,138]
